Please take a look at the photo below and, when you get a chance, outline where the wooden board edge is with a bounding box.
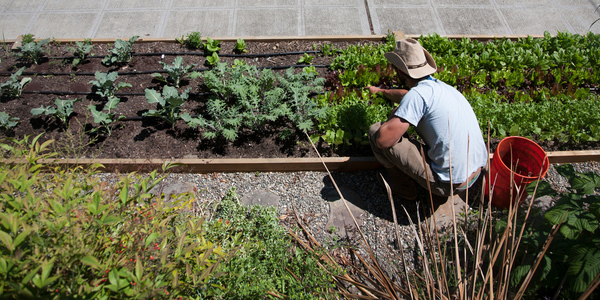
[2,150,595,173]
[17,32,551,45]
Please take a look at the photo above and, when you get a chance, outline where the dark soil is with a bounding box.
[1,39,598,159]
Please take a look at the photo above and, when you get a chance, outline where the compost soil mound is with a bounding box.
[1,39,598,159]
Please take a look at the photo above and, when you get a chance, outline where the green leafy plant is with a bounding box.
[298,53,314,64]
[205,188,338,298]
[505,165,600,298]
[89,71,132,99]
[1,67,31,98]
[176,31,202,49]
[203,37,221,54]
[0,136,338,299]
[187,63,324,141]
[234,38,247,53]
[143,86,191,126]
[205,52,220,66]
[0,111,19,130]
[88,96,123,135]
[152,56,195,87]
[314,43,339,56]
[0,137,236,298]
[17,36,50,64]
[31,98,81,125]
[101,35,139,66]
[70,39,93,66]
[21,33,35,44]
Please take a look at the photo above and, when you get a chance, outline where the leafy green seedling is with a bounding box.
[303,65,318,75]
[31,98,81,125]
[152,56,195,87]
[232,59,246,68]
[70,39,93,66]
[88,96,123,136]
[89,71,132,99]
[206,52,220,66]
[17,37,50,64]
[315,43,339,56]
[0,112,19,130]
[102,35,139,66]
[1,67,31,98]
[234,38,247,53]
[177,31,202,49]
[298,53,314,64]
[21,33,35,44]
[204,37,221,54]
[144,86,191,126]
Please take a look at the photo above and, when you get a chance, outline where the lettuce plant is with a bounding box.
[298,53,314,64]
[234,38,247,53]
[203,37,221,54]
[205,52,220,67]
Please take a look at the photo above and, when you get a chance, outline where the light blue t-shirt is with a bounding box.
[394,77,487,183]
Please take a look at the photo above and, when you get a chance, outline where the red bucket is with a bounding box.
[485,136,549,209]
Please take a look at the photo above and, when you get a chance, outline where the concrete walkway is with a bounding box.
[1,0,600,40]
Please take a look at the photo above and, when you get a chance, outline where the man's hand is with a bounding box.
[365,86,408,104]
[367,86,383,94]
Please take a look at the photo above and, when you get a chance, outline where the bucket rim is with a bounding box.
[495,136,550,180]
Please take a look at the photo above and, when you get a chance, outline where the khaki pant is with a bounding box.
[369,122,464,197]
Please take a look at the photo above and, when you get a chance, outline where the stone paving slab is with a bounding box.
[2,0,599,39]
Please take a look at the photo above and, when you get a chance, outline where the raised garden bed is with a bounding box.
[2,32,600,164]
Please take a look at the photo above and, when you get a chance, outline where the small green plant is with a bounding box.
[101,35,138,66]
[0,111,19,130]
[1,67,31,98]
[88,96,123,135]
[206,52,220,66]
[17,37,50,64]
[21,33,35,44]
[89,71,132,99]
[314,43,339,56]
[70,39,93,66]
[31,98,81,125]
[152,56,194,87]
[203,37,221,53]
[144,86,191,126]
[176,31,203,49]
[298,53,314,64]
[234,38,247,53]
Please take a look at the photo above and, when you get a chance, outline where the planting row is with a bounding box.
[1,32,600,153]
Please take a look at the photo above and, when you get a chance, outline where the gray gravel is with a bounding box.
[95,161,600,277]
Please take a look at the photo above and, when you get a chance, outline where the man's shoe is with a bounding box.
[377,168,418,200]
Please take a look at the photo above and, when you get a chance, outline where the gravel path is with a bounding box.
[108,161,598,276]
